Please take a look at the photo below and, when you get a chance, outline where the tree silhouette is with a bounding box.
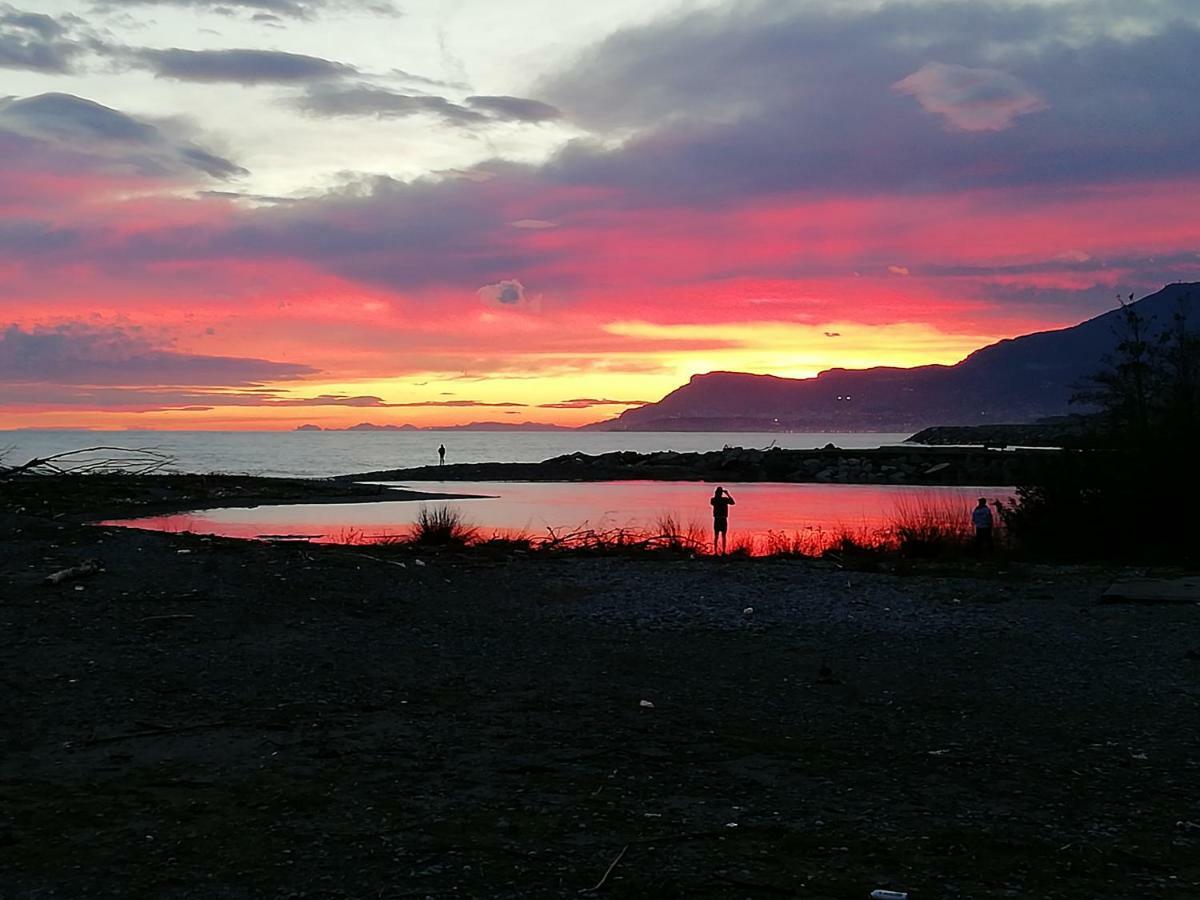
[1071,292,1198,447]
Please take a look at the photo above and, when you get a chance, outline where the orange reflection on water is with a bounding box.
[101,481,1010,553]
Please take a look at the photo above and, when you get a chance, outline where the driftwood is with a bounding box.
[43,559,103,585]
[579,844,629,894]
[540,523,705,554]
[1,446,173,480]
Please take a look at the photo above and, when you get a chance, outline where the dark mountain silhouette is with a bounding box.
[587,283,1197,432]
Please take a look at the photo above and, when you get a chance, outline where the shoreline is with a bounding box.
[0,472,490,523]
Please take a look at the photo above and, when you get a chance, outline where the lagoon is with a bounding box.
[102,480,1008,550]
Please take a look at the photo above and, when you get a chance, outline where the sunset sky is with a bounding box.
[2,0,1198,429]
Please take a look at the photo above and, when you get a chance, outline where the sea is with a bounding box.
[11,429,1002,549]
[2,429,914,478]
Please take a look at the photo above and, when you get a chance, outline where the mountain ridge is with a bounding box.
[586,282,1198,431]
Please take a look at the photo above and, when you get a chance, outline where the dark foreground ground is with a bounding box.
[3,479,1199,899]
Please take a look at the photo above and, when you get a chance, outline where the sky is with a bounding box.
[1,0,1198,430]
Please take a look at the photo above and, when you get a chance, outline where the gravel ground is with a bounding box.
[3,501,1199,899]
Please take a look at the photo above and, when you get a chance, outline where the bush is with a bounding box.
[888,493,976,558]
[1000,448,1197,561]
[411,505,479,546]
[653,513,707,553]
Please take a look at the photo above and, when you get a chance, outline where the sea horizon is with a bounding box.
[1,429,916,480]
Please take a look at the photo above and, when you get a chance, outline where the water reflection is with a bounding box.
[102,481,1010,552]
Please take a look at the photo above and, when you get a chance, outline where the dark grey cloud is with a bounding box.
[5,2,1198,318]
[537,398,649,409]
[477,279,527,307]
[295,84,561,126]
[0,323,315,386]
[389,400,527,407]
[264,393,391,406]
[464,95,560,123]
[93,0,400,22]
[535,0,1200,202]
[390,67,466,91]
[0,92,246,180]
[0,6,90,73]
[296,83,487,124]
[133,47,355,83]
[0,386,527,411]
[11,168,547,291]
[200,189,299,204]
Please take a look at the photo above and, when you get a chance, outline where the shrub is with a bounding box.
[653,513,707,552]
[726,534,758,557]
[411,504,479,546]
[825,527,885,556]
[887,493,976,558]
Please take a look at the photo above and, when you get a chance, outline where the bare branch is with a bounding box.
[0,446,175,480]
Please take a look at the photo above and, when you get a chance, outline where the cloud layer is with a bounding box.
[0,323,313,386]
[2,0,1199,427]
[133,47,356,83]
[0,6,87,72]
[0,92,245,181]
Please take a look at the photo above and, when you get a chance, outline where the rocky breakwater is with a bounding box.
[345,445,1058,486]
[907,421,1092,448]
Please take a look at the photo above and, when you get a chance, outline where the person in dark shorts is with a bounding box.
[710,486,735,554]
[438,444,446,466]
[972,497,994,549]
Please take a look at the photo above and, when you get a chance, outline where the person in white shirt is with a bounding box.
[972,497,994,549]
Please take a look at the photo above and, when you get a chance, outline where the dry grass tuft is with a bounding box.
[411,505,479,546]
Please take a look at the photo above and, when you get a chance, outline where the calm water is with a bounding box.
[103,481,1007,549]
[3,430,912,478]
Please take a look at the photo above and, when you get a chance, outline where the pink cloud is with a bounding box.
[892,62,1048,132]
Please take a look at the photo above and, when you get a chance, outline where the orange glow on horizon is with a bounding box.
[0,313,1016,430]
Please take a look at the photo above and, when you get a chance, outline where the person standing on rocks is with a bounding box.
[972,497,994,550]
[438,444,446,467]
[710,486,735,554]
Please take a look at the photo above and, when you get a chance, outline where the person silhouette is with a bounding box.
[972,497,994,549]
[438,444,446,467]
[710,486,735,554]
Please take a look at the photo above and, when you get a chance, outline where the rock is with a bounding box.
[1100,578,1200,604]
